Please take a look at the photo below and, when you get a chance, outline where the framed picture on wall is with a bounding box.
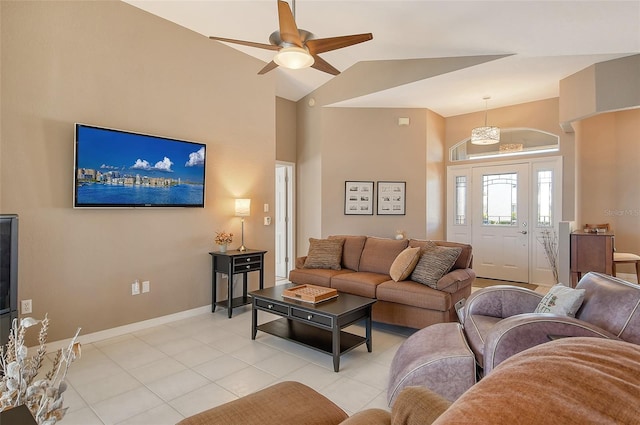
[344,181,374,215]
[377,181,406,215]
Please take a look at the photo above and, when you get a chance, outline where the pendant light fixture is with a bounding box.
[471,96,500,145]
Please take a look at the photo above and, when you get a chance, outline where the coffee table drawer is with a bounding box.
[291,307,333,327]
[255,298,289,315]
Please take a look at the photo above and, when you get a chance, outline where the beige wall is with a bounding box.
[560,54,640,130]
[295,106,445,255]
[1,1,276,341]
[276,97,296,163]
[575,109,640,273]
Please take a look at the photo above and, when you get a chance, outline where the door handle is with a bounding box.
[519,231,528,234]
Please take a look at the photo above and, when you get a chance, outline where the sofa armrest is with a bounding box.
[177,381,347,425]
[391,386,452,425]
[435,268,476,293]
[339,409,390,425]
[483,313,620,373]
[464,285,542,319]
[295,256,307,269]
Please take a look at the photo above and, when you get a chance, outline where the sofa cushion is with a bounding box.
[359,237,409,275]
[432,338,640,425]
[376,280,451,311]
[331,272,391,298]
[303,238,345,270]
[534,284,585,317]
[411,243,462,288]
[329,235,367,271]
[410,239,472,270]
[390,247,422,282]
[288,267,354,288]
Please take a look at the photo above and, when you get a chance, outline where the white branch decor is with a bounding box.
[0,315,81,425]
[537,228,559,284]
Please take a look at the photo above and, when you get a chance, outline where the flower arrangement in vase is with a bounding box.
[214,231,233,252]
[0,315,81,425]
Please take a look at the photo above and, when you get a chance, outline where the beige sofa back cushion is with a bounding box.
[410,239,472,270]
[359,237,409,275]
[329,235,367,271]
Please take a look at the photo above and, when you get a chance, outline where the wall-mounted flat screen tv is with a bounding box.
[74,124,206,208]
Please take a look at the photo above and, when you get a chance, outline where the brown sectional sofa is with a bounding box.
[288,236,475,329]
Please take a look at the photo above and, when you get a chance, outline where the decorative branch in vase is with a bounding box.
[537,228,559,284]
[0,315,81,425]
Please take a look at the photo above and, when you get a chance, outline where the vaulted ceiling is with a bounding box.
[124,0,640,117]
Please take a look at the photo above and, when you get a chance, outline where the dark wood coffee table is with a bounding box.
[250,284,376,372]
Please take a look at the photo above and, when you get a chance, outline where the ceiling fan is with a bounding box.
[209,0,373,76]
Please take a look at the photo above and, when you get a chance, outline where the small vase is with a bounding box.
[218,244,227,253]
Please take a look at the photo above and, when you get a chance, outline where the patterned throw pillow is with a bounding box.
[389,247,422,282]
[411,242,462,288]
[303,238,345,270]
[534,284,585,317]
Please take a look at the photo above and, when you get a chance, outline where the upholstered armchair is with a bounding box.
[463,272,640,374]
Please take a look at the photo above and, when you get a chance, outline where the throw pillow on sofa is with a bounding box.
[411,241,462,288]
[390,247,422,282]
[534,283,585,317]
[303,238,345,270]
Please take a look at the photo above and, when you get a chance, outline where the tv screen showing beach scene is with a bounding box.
[74,124,206,208]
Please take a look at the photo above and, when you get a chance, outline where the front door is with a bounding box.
[472,164,530,282]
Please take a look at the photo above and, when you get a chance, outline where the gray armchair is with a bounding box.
[463,272,640,374]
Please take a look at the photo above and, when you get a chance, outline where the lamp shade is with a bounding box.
[235,199,251,217]
[274,47,315,70]
[471,126,501,145]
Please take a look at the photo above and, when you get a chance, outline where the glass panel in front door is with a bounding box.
[482,173,517,226]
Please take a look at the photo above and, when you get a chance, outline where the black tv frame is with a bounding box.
[73,124,207,209]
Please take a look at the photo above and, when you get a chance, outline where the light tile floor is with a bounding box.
[58,304,414,425]
[57,277,564,425]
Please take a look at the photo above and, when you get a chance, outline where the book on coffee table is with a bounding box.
[282,284,338,304]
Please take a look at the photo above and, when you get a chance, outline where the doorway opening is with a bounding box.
[275,162,295,284]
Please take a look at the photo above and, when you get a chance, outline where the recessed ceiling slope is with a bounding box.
[123,0,640,116]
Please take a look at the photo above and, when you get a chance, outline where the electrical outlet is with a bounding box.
[142,280,150,293]
[21,299,32,314]
[132,280,140,295]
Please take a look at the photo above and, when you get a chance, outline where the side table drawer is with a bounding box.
[233,262,262,273]
[291,307,333,327]
[234,255,263,264]
[255,298,289,315]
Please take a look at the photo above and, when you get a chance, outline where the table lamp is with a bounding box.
[235,198,250,251]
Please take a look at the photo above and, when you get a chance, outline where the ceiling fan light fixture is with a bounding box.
[471,96,500,145]
[274,46,314,70]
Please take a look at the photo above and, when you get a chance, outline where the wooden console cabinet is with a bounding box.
[570,231,614,287]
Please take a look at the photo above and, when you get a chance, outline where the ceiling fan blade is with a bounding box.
[306,33,373,55]
[277,0,303,47]
[209,36,280,51]
[311,55,340,76]
[258,60,279,75]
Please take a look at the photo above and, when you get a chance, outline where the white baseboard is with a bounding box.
[43,305,211,352]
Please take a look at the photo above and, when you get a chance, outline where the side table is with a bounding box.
[210,249,267,318]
